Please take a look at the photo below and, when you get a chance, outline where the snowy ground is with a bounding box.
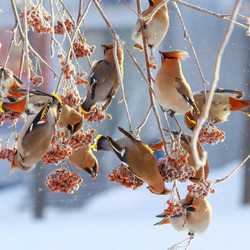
[0,160,249,250]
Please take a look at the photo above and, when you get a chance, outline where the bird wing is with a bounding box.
[175,77,198,111]
[89,60,111,100]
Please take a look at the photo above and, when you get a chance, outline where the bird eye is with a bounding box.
[186,207,196,212]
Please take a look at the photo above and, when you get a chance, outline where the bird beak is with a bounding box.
[85,162,98,179]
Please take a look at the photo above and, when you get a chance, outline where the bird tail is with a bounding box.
[133,43,143,51]
[154,212,171,226]
[0,98,27,113]
[229,97,250,116]
[80,101,91,114]
[162,50,189,60]
[148,140,163,151]
[91,135,111,151]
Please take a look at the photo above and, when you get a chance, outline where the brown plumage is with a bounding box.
[132,0,169,51]
[185,89,250,130]
[81,44,124,113]
[154,51,199,115]
[68,145,98,178]
[94,127,170,195]
[150,132,209,183]
[155,193,212,236]
[11,94,62,171]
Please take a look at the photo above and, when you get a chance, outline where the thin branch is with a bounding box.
[113,39,133,133]
[191,0,243,169]
[172,0,248,30]
[172,1,208,91]
[92,0,133,132]
[136,0,169,155]
[215,154,250,185]
[167,234,194,250]
[135,104,152,138]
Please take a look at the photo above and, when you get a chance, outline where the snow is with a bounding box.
[0,160,250,250]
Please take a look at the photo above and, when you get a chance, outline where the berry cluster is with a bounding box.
[30,76,43,87]
[158,148,196,183]
[69,130,94,150]
[61,61,76,80]
[0,111,22,125]
[163,200,185,218]
[198,122,226,145]
[107,164,144,190]
[0,146,17,162]
[74,72,88,86]
[54,19,76,35]
[187,181,216,199]
[84,106,112,123]
[41,132,72,165]
[60,88,83,107]
[245,17,250,36]
[45,168,83,194]
[73,41,96,58]
[19,5,52,34]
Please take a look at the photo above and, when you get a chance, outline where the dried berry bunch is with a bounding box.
[30,75,43,87]
[54,19,76,35]
[68,130,94,150]
[41,132,72,165]
[19,4,52,34]
[0,145,17,162]
[74,72,88,86]
[60,87,83,107]
[158,148,196,183]
[83,106,112,123]
[163,200,185,218]
[198,122,226,145]
[187,181,216,199]
[73,39,96,58]
[45,168,83,194]
[107,164,144,190]
[60,61,76,80]
[0,111,22,125]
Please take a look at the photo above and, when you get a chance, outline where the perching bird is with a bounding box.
[155,193,212,236]
[154,51,199,116]
[0,66,26,100]
[0,89,53,114]
[81,43,124,113]
[132,0,169,51]
[58,104,84,136]
[69,145,98,178]
[93,126,170,195]
[149,132,210,183]
[184,89,250,130]
[11,94,62,171]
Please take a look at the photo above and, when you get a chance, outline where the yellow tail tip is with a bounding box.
[52,93,62,103]
[91,134,102,151]
[133,44,143,51]
[80,106,89,114]
[0,102,4,113]
[146,144,154,153]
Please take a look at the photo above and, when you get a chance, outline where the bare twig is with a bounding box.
[191,0,243,169]
[92,0,133,132]
[215,154,250,185]
[172,1,208,91]
[167,234,194,250]
[135,104,152,138]
[113,39,133,133]
[136,0,169,155]
[172,0,248,30]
